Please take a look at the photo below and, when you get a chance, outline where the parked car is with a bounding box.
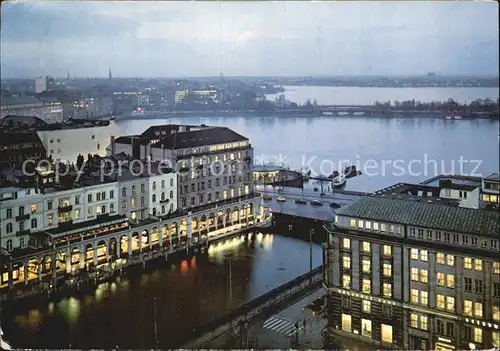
[277,196,287,202]
[263,195,272,200]
[330,202,341,208]
[310,200,323,206]
[295,199,307,204]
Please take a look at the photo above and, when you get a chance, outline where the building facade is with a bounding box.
[113,124,254,211]
[324,196,500,350]
[482,173,499,204]
[36,120,123,163]
[148,171,177,217]
[0,96,63,124]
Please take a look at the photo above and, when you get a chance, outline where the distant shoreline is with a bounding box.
[116,110,499,121]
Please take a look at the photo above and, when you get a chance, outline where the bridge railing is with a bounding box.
[175,265,323,346]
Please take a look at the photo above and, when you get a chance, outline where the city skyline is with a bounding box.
[1,1,499,78]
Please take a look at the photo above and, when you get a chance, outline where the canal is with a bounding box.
[0,232,323,349]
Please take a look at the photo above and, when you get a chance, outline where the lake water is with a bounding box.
[118,115,499,192]
[268,86,500,105]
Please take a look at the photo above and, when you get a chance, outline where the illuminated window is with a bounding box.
[474,328,482,343]
[362,241,371,253]
[494,332,500,348]
[88,207,93,216]
[447,255,454,266]
[493,306,500,321]
[365,221,372,230]
[341,314,352,332]
[420,315,428,330]
[437,294,445,309]
[383,263,392,277]
[437,253,445,264]
[411,248,419,260]
[446,274,455,289]
[474,259,483,271]
[342,238,351,249]
[410,313,418,328]
[31,204,37,214]
[342,275,351,289]
[358,220,364,229]
[383,283,392,298]
[437,272,445,286]
[131,198,136,208]
[474,302,483,318]
[446,296,455,312]
[411,289,419,303]
[362,259,371,273]
[494,262,500,274]
[411,268,419,281]
[361,319,372,337]
[362,279,371,293]
[342,255,351,269]
[381,324,393,343]
[464,257,472,269]
[362,300,371,313]
[420,269,428,283]
[350,219,356,227]
[420,291,428,306]
[380,223,386,232]
[383,245,392,256]
[464,300,473,316]
[420,250,428,262]
[373,222,379,231]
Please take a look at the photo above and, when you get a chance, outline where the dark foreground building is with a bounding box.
[324,195,500,350]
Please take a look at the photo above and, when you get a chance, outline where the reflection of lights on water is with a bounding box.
[151,270,160,281]
[191,256,197,269]
[208,238,243,257]
[83,295,93,306]
[256,233,264,243]
[58,297,81,324]
[181,260,189,274]
[171,264,177,271]
[67,297,80,324]
[110,282,117,293]
[263,234,274,251]
[27,309,42,329]
[48,302,55,315]
[95,287,104,301]
[247,233,253,240]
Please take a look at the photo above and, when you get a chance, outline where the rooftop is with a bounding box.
[158,126,248,149]
[0,96,42,107]
[336,196,499,237]
[485,173,500,182]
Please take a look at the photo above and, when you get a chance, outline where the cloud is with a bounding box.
[0,1,498,77]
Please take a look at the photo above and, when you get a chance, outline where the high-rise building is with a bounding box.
[35,77,47,93]
[324,196,500,350]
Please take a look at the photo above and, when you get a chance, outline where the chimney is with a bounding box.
[110,135,115,155]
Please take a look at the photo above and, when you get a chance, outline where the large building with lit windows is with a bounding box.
[113,124,254,211]
[324,195,500,351]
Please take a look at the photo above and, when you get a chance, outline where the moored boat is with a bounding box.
[332,176,347,189]
[454,115,462,120]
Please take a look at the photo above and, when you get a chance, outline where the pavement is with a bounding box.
[246,289,328,349]
[257,185,361,221]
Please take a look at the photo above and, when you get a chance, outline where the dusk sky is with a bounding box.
[1,1,498,78]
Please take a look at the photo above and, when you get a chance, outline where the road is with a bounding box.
[257,185,361,221]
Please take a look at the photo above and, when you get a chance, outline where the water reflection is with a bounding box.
[3,234,323,349]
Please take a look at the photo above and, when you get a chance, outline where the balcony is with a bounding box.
[58,204,73,213]
[15,213,30,222]
[16,229,31,236]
